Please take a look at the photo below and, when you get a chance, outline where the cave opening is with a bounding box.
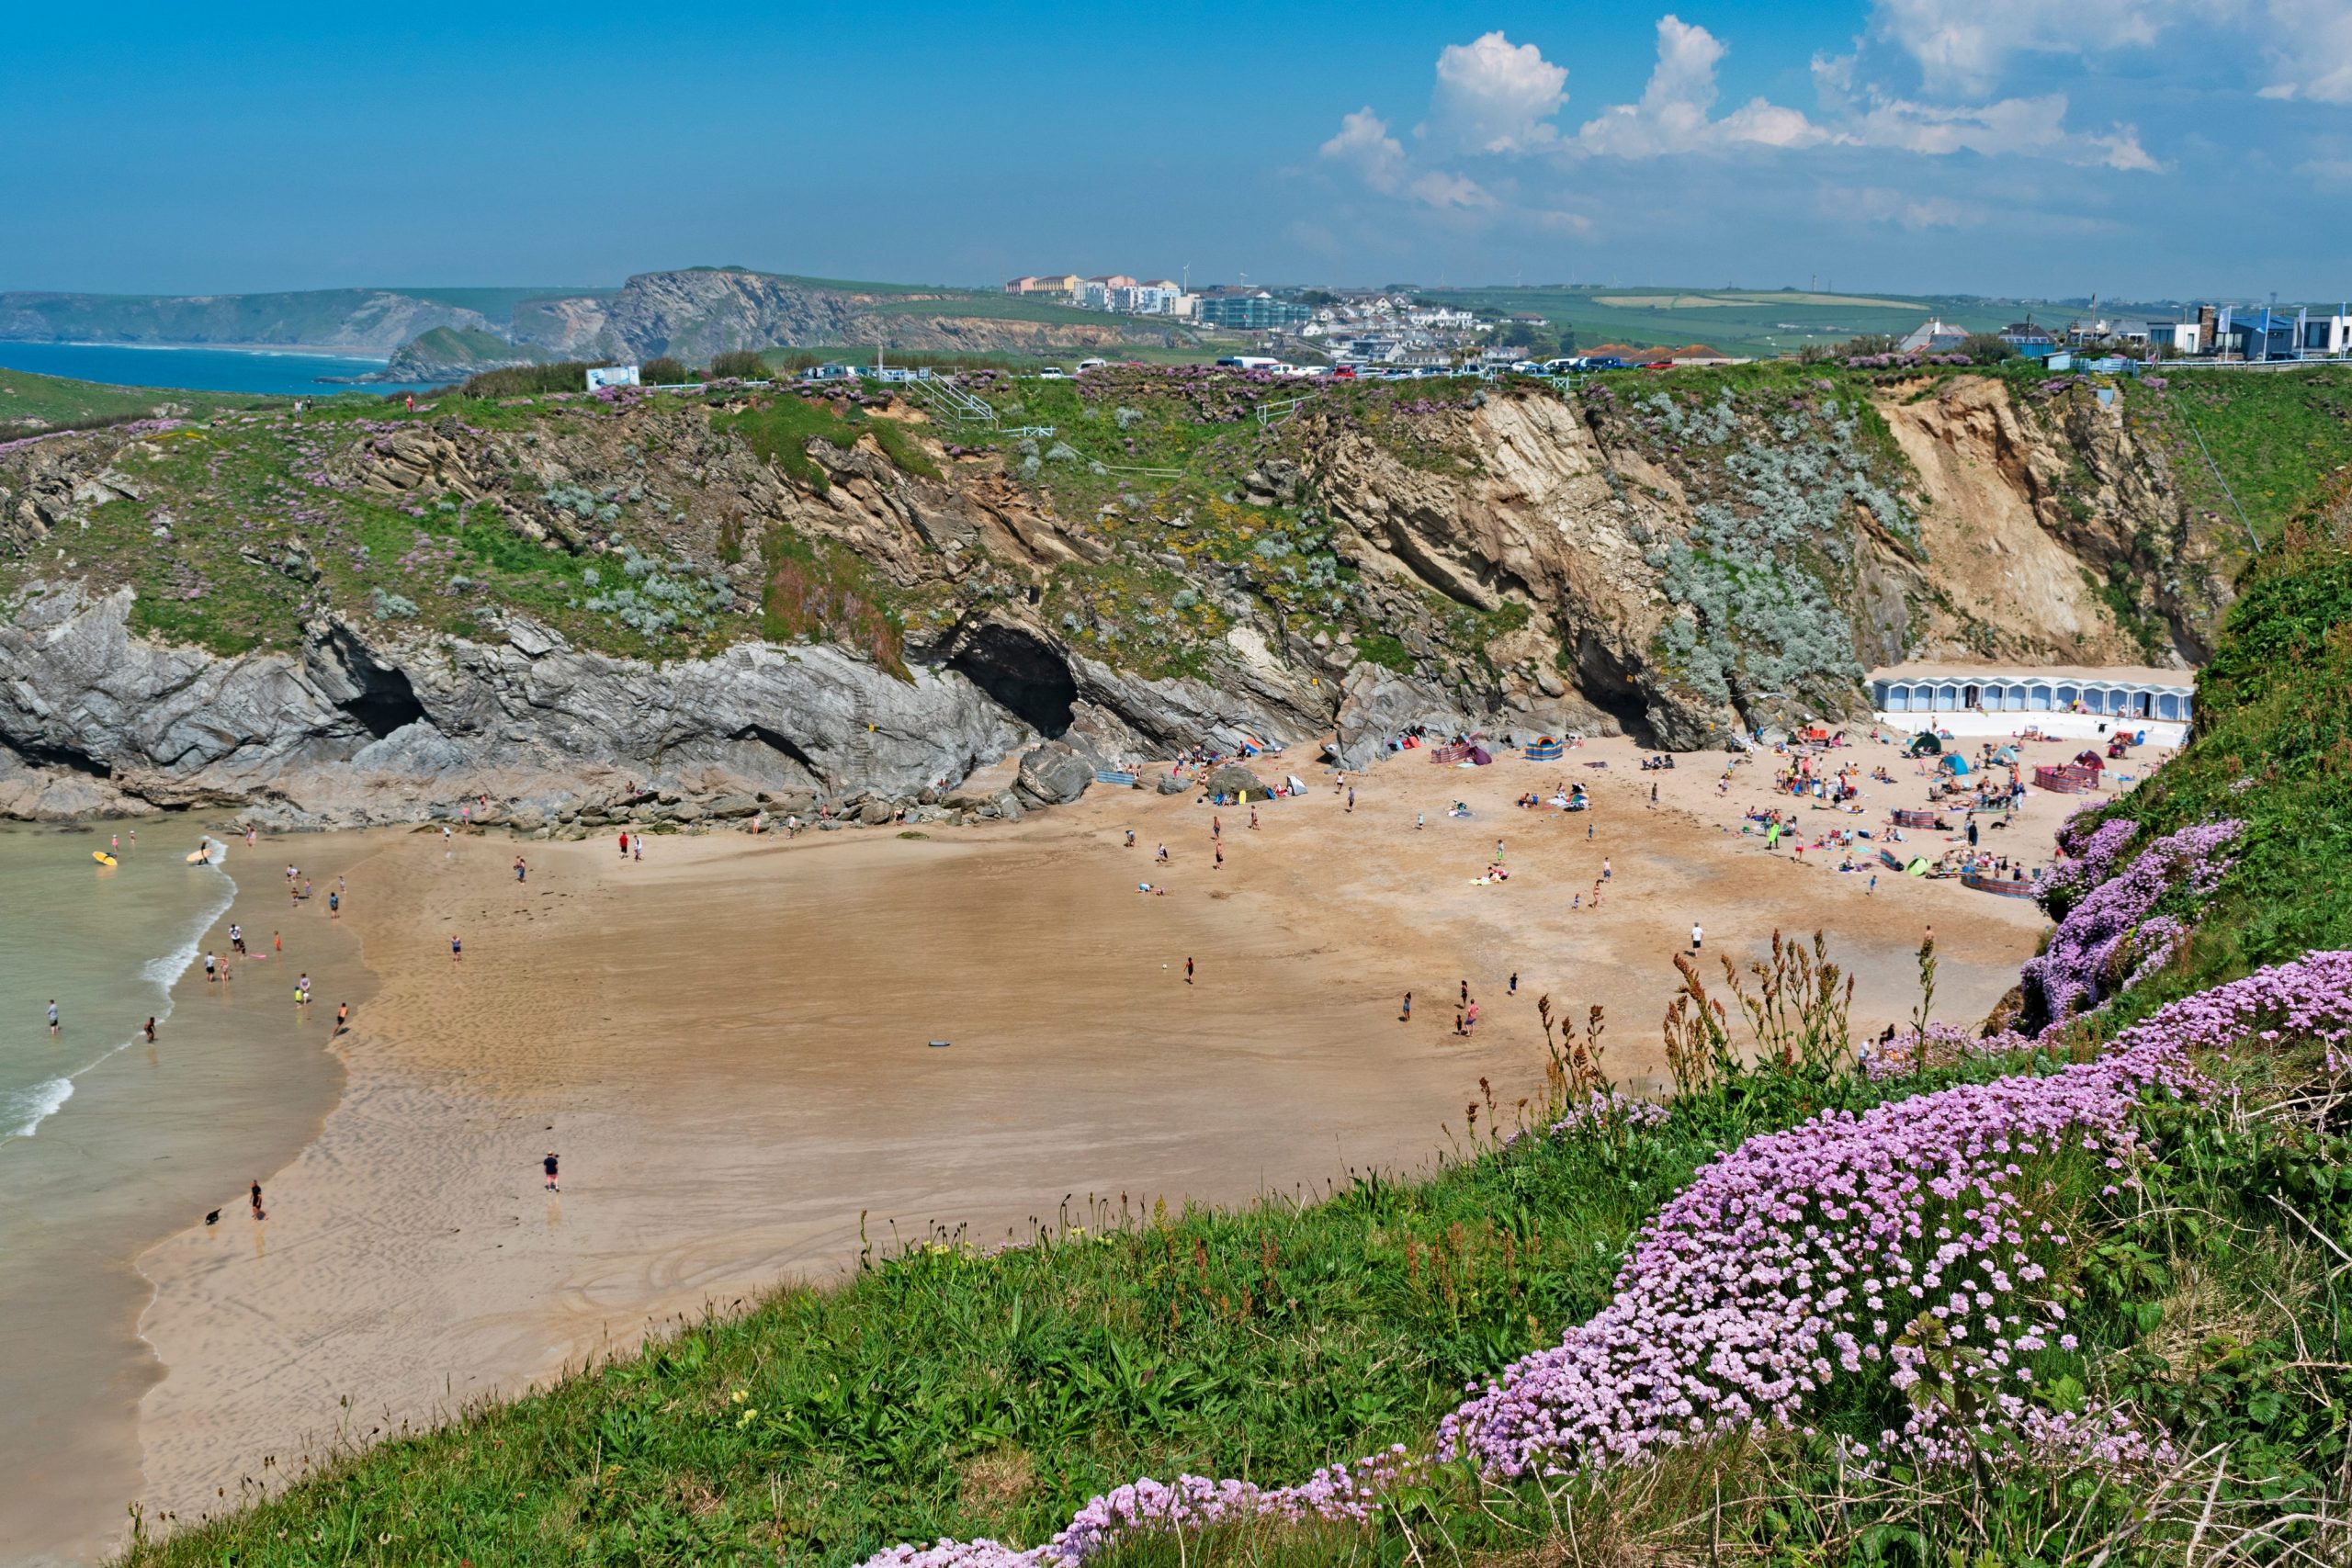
[339,664,428,740]
[947,624,1077,738]
[1574,637,1660,749]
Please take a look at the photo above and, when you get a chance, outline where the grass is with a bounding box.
[716,393,941,491]
[1425,285,2016,361]
[2068,497,2352,1022]
[0,366,274,436]
[761,524,909,677]
[2124,366,2352,553]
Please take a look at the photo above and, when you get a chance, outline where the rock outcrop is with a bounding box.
[0,367,2265,824]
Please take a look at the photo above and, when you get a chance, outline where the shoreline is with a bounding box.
[0,829,376,1567]
[115,731,2084,1549]
[0,339,394,362]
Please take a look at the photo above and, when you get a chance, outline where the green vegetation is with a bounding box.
[761,524,908,676]
[0,366,273,437]
[1426,285,2014,361]
[2125,366,2352,550]
[716,393,941,491]
[393,325,543,373]
[2076,497,2352,1020]
[120,1037,1917,1567]
[451,362,610,399]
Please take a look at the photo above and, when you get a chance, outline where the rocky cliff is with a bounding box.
[0,365,2281,824]
[0,289,498,352]
[504,269,1185,363]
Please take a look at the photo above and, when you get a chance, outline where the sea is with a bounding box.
[0,826,352,1564]
[0,340,431,396]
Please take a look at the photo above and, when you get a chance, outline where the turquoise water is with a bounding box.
[0,341,431,396]
[0,828,232,1139]
[0,825,355,1563]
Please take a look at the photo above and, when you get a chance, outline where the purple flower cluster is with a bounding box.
[1860,1021,2039,1082]
[865,1449,1413,1568]
[1544,1089,1671,1136]
[861,948,2352,1568]
[2021,819,2244,1030]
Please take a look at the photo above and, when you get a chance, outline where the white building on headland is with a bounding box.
[1868,662,2195,726]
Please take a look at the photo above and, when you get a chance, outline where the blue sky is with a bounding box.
[3,1,2347,299]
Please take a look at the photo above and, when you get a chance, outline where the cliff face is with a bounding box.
[0,289,495,351]
[504,270,1182,363]
[0,370,2245,823]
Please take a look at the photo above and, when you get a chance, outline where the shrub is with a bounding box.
[707,349,767,380]
[452,362,614,399]
[639,357,694,386]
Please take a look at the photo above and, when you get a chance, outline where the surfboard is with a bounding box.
[186,848,210,864]
[93,851,117,866]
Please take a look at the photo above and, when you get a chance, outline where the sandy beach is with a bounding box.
[114,721,2146,1547]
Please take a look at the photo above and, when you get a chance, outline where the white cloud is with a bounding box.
[1575,16,1826,156]
[1408,170,1498,209]
[2256,0,2352,101]
[1822,62,2164,170]
[1867,0,2204,96]
[1819,183,1987,229]
[1319,107,1405,193]
[1424,31,1568,152]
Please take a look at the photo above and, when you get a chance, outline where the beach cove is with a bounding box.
[92,728,2086,1553]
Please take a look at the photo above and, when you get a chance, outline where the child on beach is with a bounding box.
[543,1152,560,1192]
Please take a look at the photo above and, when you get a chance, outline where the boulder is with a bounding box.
[858,799,894,826]
[1155,772,1190,795]
[1202,761,1267,798]
[1016,741,1094,807]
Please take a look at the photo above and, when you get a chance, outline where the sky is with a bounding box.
[3,0,2348,299]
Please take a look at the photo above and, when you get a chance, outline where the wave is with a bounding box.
[1,1076,72,1138]
[6,850,239,1141]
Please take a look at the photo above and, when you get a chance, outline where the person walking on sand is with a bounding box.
[441,823,452,846]
[143,1017,156,1043]
[1346,786,1356,813]
[205,951,217,983]
[273,931,281,956]
[632,837,641,863]
[1416,812,1424,831]
[1650,783,1659,807]
[1214,842,1224,871]
[1592,879,1603,908]
[334,1002,348,1036]
[1212,815,1222,840]
[1868,873,1878,897]
[450,935,463,965]
[543,1151,560,1192]
[1156,843,1169,864]
[230,923,245,956]
[1459,978,1470,1009]
[514,855,527,884]
[1690,922,1703,953]
[1125,829,1136,849]
[1602,857,1611,882]
[618,831,628,859]
[1248,806,1260,830]
[1509,972,1519,996]
[47,1000,58,1037]
[251,1179,265,1220]
[1400,991,1412,1022]
[1184,956,1194,985]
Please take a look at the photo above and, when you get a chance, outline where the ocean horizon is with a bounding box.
[0,340,434,396]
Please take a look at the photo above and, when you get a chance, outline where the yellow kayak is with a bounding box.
[93,851,117,866]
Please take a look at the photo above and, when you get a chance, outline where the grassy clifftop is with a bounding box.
[120,515,2352,1565]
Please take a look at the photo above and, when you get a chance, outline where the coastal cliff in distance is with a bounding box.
[0,273,1196,378]
[0,362,2337,826]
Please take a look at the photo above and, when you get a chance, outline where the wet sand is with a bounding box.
[0,834,373,1568]
[122,728,2102,1544]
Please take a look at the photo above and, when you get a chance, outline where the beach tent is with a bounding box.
[1940,754,1972,775]
[1905,857,1930,876]
[2074,750,2107,773]
[1907,731,1942,757]
[1991,745,2019,765]
[1285,774,1306,795]
[1464,746,1494,765]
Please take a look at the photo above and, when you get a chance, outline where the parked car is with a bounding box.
[1036,366,1069,380]
[1075,358,1107,373]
